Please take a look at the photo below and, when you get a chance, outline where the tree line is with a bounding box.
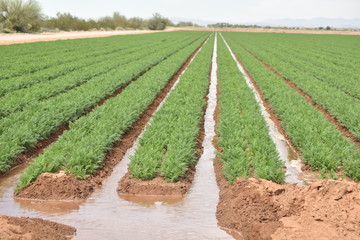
[0,0,177,33]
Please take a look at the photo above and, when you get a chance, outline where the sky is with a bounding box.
[37,0,360,24]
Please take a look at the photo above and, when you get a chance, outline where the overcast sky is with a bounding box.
[37,0,360,23]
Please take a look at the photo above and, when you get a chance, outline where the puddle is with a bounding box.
[220,33,309,186]
[0,33,233,239]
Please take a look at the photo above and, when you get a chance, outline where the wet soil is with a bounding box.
[240,44,360,150]
[16,38,208,201]
[0,214,76,240]
[119,171,195,196]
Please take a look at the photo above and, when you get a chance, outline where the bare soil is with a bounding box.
[0,30,169,45]
[0,214,76,240]
[240,44,360,150]
[15,38,208,201]
[214,161,360,240]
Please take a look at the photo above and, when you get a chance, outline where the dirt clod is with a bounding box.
[0,214,76,240]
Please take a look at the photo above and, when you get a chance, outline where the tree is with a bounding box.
[147,13,172,30]
[113,12,127,28]
[0,0,42,32]
[127,17,146,29]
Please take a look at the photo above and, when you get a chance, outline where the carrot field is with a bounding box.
[0,31,359,239]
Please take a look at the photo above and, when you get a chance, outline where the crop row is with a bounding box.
[0,33,190,96]
[0,35,194,118]
[0,38,122,80]
[229,32,360,78]
[0,32,208,174]
[216,35,284,183]
[16,34,210,191]
[129,35,214,182]
[259,33,360,69]
[230,33,360,99]
[223,34,360,181]
[0,33,183,80]
[223,33,360,139]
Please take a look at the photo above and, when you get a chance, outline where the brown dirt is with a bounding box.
[15,37,208,201]
[118,172,195,196]
[240,45,360,150]
[118,41,212,196]
[0,214,76,240]
[0,30,171,45]
[214,165,360,240]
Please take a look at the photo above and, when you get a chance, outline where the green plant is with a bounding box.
[0,0,42,32]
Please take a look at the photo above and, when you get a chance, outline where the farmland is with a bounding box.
[0,31,360,239]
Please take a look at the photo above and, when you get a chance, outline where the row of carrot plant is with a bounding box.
[0,35,193,118]
[129,35,214,182]
[0,33,190,96]
[224,32,360,98]
[222,33,360,181]
[0,32,183,80]
[216,35,285,183]
[223,32,360,140]
[16,33,210,191]
[0,32,207,174]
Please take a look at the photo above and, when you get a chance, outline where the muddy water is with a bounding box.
[0,33,233,239]
[220,33,310,186]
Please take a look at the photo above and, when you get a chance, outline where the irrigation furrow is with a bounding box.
[118,35,213,195]
[239,44,360,150]
[220,33,307,185]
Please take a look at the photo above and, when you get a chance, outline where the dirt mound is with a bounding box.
[118,169,194,196]
[216,176,360,240]
[15,171,97,200]
[0,214,76,240]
